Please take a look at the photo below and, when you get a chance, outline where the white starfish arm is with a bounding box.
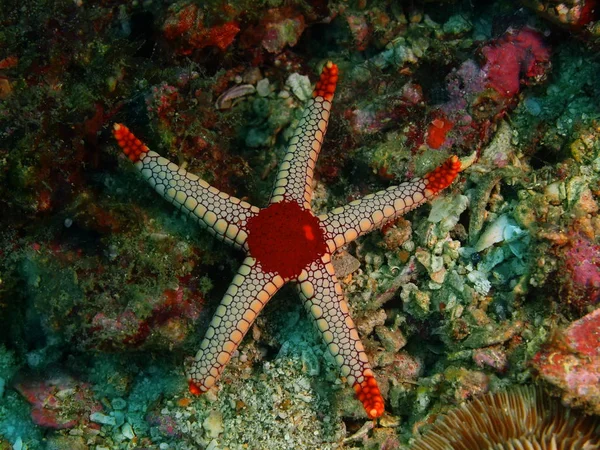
[319,156,461,252]
[270,62,339,209]
[296,255,384,419]
[113,124,260,249]
[186,257,285,394]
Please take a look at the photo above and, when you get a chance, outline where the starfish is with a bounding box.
[113,62,461,419]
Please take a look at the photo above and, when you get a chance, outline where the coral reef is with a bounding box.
[1,0,599,448]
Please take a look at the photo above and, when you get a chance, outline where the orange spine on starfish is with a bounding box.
[354,374,385,419]
[313,61,338,101]
[113,123,149,162]
[424,155,461,195]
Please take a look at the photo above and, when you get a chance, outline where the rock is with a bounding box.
[203,410,224,438]
[473,345,508,373]
[532,308,600,414]
[285,73,311,102]
[111,398,127,410]
[121,422,135,439]
[375,325,407,353]
[90,411,116,426]
[259,7,306,54]
[14,372,103,430]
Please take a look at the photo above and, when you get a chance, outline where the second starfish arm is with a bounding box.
[269,62,339,209]
[319,156,461,252]
[296,255,385,419]
[186,256,285,395]
[113,123,260,249]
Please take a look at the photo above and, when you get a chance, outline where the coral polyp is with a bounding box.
[411,386,600,450]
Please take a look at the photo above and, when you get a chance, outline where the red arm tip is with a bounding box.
[313,61,338,101]
[424,155,461,195]
[112,123,149,163]
[188,380,202,396]
[354,374,385,419]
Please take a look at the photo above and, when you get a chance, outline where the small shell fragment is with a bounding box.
[215,84,256,110]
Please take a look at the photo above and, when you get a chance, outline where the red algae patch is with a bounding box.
[246,201,327,279]
[426,116,454,149]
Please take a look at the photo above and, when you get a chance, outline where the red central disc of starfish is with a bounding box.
[246,201,327,279]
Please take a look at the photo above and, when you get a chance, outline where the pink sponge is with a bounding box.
[482,28,550,98]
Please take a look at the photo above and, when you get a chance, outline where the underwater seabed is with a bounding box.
[1,0,599,448]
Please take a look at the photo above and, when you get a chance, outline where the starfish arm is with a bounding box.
[113,124,260,249]
[186,256,285,394]
[296,255,385,419]
[320,156,461,252]
[270,62,339,209]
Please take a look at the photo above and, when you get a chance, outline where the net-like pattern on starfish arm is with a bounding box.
[113,124,260,249]
[319,156,461,252]
[296,255,385,418]
[270,62,338,209]
[186,257,285,395]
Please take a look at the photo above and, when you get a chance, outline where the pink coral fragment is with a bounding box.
[532,309,600,414]
[560,235,600,310]
[564,308,600,357]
